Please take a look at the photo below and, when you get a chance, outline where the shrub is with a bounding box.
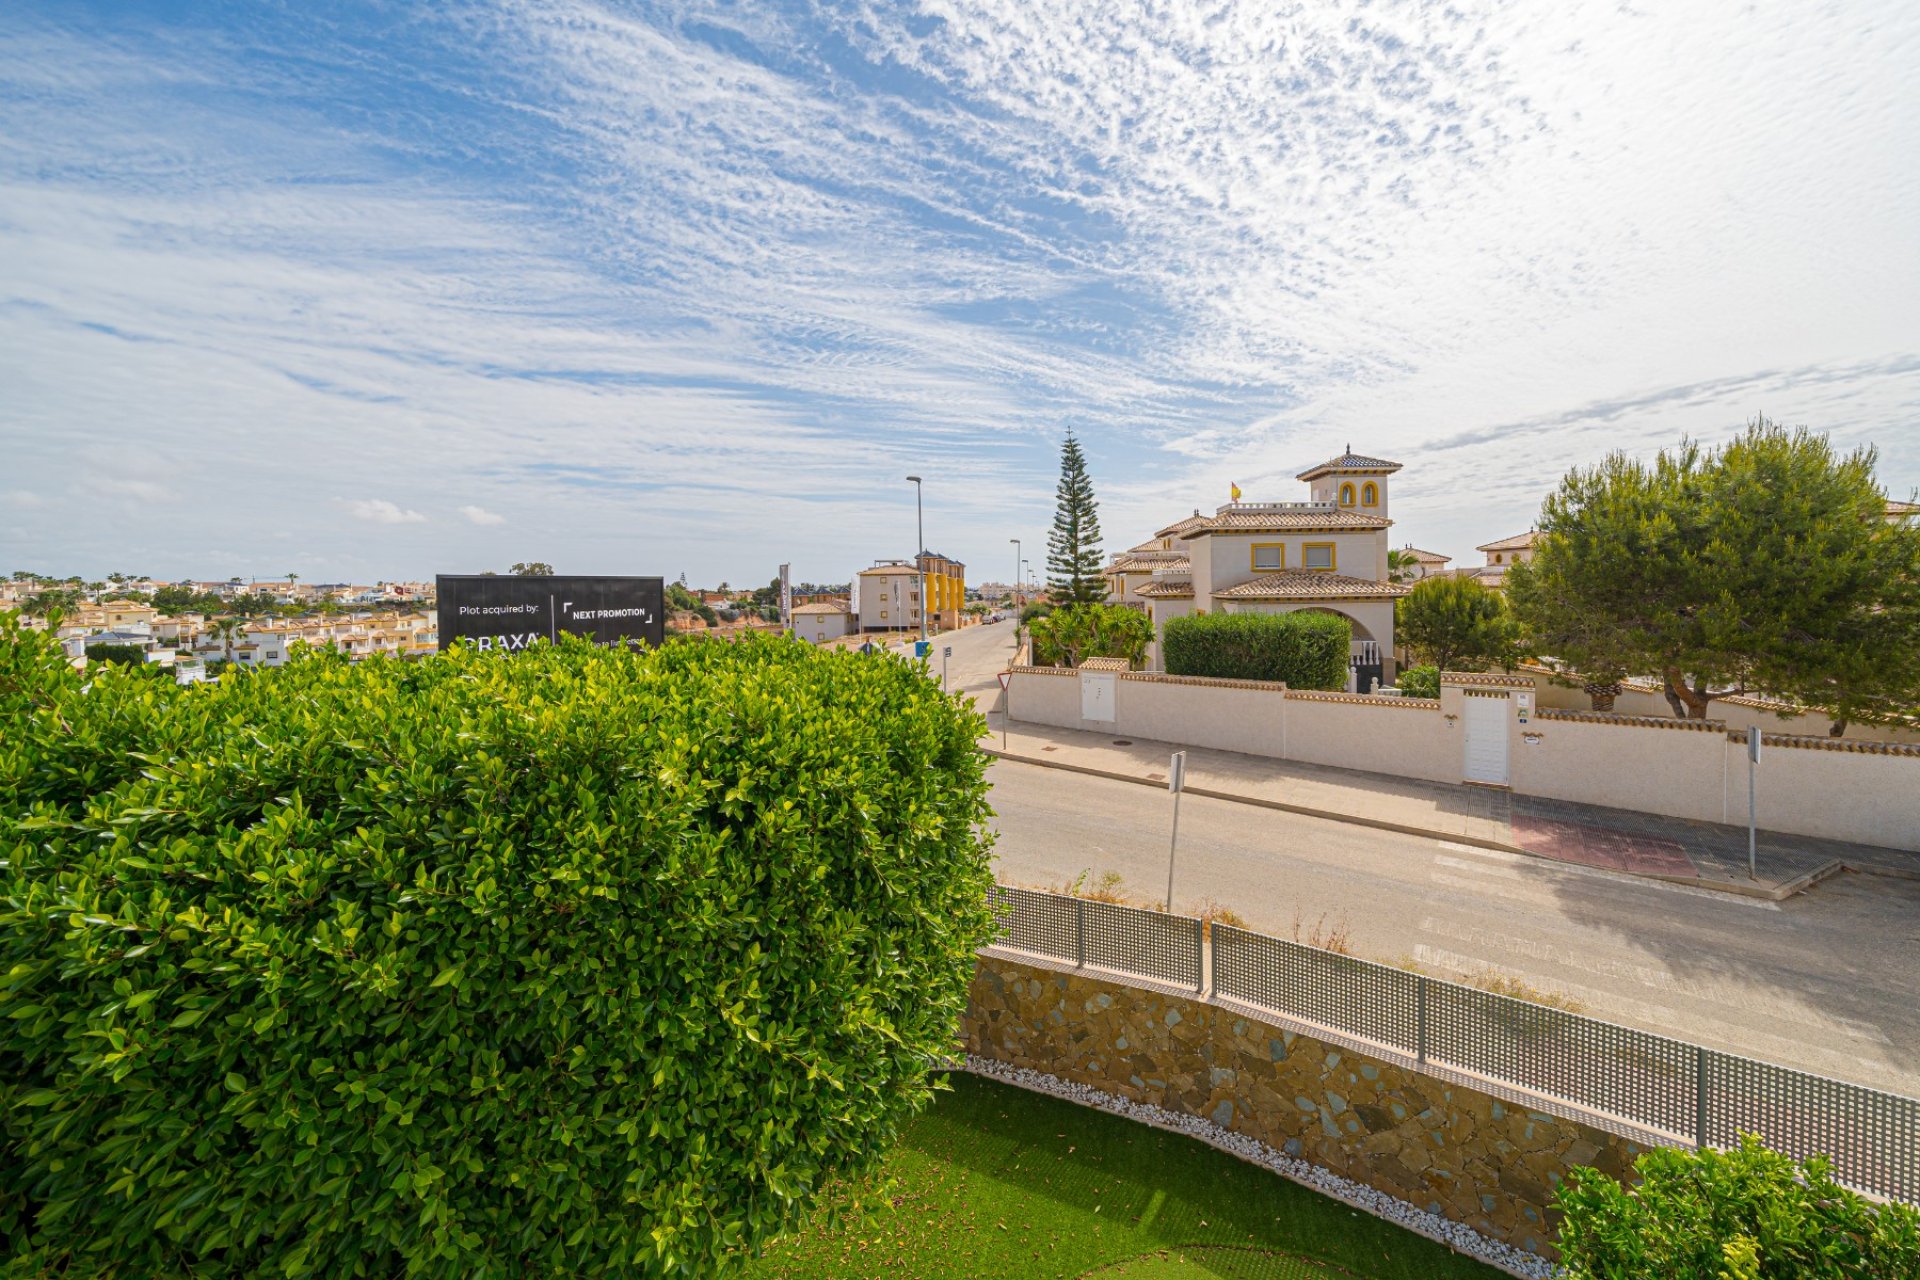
[1028,603,1152,669]
[1395,575,1519,673]
[1162,611,1349,687]
[0,617,996,1278]
[1556,1134,1920,1278]
[83,642,152,669]
[1019,602,1053,624]
[1396,664,1439,699]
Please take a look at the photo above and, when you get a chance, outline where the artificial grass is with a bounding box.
[749,1073,1504,1280]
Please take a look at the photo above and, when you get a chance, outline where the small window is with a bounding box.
[880,610,888,619]
[1493,553,1502,565]
[1251,543,1284,572]
[1339,483,1356,506]
[1362,482,1378,506]
[1303,543,1335,571]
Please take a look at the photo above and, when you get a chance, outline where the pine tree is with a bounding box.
[1046,430,1108,605]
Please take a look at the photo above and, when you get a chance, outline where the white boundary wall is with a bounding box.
[1005,668,1920,851]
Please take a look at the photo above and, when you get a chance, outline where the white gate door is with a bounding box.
[1462,693,1510,785]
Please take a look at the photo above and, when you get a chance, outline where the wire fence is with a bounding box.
[985,883,1920,1205]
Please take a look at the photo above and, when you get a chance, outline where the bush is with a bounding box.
[1556,1134,1920,1279]
[1162,612,1350,687]
[1028,603,1152,669]
[1019,602,1053,624]
[0,617,996,1278]
[1396,664,1439,699]
[83,642,152,669]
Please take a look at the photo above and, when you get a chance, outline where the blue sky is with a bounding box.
[3,0,1917,586]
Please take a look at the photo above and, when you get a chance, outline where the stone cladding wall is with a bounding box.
[962,955,1650,1261]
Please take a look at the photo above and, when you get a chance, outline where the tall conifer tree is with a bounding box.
[1046,430,1108,605]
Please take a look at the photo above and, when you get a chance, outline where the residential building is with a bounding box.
[917,551,966,631]
[856,561,921,633]
[1888,498,1919,524]
[1449,531,1538,591]
[1106,448,1411,687]
[1396,545,1451,581]
[791,601,854,645]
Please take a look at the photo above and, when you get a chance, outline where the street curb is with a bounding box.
[980,746,1836,902]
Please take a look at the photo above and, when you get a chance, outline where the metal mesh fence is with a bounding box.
[1082,899,1201,990]
[981,884,1920,1205]
[1707,1051,1920,1205]
[1423,979,1699,1140]
[1212,924,1419,1053]
[988,885,1078,963]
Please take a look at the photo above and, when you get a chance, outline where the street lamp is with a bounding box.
[1008,538,1021,632]
[906,475,926,643]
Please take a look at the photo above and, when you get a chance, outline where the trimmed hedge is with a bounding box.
[1161,611,1350,688]
[0,617,996,1278]
[1396,664,1440,699]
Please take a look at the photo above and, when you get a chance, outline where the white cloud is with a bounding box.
[460,504,506,526]
[349,499,427,525]
[3,490,46,508]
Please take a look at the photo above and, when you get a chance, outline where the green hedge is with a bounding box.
[1556,1134,1920,1278]
[1161,611,1350,688]
[1396,664,1439,699]
[0,616,996,1278]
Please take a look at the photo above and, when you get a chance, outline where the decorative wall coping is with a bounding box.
[1078,657,1131,672]
[1534,709,1727,732]
[1008,664,1079,678]
[1285,690,1442,710]
[1114,671,1290,692]
[1729,727,1920,756]
[1440,671,1535,689]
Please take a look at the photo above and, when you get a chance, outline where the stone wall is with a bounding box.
[963,953,1650,1261]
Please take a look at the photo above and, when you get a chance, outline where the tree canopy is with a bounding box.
[1394,575,1518,674]
[1045,431,1108,606]
[1509,419,1920,722]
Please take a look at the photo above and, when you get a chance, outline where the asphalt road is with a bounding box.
[942,618,1920,1097]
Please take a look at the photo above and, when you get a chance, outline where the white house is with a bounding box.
[856,561,921,633]
[1107,449,1411,685]
[791,601,854,645]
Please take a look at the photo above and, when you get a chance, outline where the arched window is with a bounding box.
[1338,482,1356,506]
[1361,482,1378,506]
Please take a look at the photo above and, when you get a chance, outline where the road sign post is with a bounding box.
[942,644,951,692]
[997,670,1012,750]
[1747,729,1762,880]
[1165,751,1187,911]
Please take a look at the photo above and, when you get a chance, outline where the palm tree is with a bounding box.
[211,617,247,662]
[1386,549,1419,584]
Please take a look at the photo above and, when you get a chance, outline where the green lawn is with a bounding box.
[749,1073,1504,1280]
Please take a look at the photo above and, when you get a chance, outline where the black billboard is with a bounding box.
[436,575,665,653]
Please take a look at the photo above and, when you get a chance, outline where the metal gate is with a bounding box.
[1462,691,1510,785]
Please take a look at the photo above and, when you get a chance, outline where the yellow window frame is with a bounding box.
[1338,483,1356,506]
[1249,542,1286,572]
[1361,482,1378,506]
[1302,542,1337,572]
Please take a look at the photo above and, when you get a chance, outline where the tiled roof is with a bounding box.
[1889,499,1920,517]
[1212,571,1408,601]
[1126,537,1170,553]
[1190,508,1391,535]
[1295,450,1403,481]
[1153,512,1212,538]
[791,602,848,615]
[1134,579,1195,599]
[1400,546,1451,563]
[858,563,919,576]
[1475,530,1538,552]
[1106,552,1190,573]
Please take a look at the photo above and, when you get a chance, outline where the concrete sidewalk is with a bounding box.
[980,715,1920,900]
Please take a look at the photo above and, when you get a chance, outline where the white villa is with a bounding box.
[1106,449,1411,686]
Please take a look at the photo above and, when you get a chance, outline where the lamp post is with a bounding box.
[1008,538,1021,637]
[905,475,926,643]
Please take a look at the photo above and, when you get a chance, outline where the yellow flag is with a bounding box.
[1230,482,1242,502]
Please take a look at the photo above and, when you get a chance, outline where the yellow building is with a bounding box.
[916,551,966,632]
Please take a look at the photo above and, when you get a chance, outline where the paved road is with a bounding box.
[941,620,1920,1097]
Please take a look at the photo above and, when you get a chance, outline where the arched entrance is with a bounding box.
[1294,607,1381,692]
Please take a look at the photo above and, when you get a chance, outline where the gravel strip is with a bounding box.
[952,1054,1561,1280]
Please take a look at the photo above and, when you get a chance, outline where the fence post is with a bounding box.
[1196,916,1207,994]
[1416,975,1428,1067]
[1074,897,1087,969]
[1695,1045,1709,1150]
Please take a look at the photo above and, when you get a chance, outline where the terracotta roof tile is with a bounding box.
[1191,508,1391,534]
[1212,570,1408,601]
[1295,451,1403,481]
[1475,531,1538,552]
[1106,552,1191,573]
[1399,546,1451,563]
[1134,580,1196,599]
